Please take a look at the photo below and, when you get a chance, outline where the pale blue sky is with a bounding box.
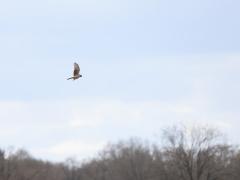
[0,0,240,161]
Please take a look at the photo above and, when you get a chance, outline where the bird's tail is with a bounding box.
[67,77,73,80]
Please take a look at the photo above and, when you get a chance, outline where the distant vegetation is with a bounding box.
[1,125,240,180]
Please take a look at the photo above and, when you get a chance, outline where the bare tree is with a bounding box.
[99,138,154,180]
[161,125,230,180]
[0,124,239,180]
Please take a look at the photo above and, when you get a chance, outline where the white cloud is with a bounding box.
[0,97,237,161]
[66,99,196,130]
[0,98,197,160]
[34,140,105,161]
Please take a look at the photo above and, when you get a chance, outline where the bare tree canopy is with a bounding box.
[0,125,239,180]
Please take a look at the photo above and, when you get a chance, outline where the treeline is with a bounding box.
[0,125,240,180]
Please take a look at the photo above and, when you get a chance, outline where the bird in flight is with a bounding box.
[67,62,82,80]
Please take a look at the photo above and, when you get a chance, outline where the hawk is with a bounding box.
[67,62,82,80]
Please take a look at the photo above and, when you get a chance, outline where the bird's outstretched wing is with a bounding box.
[73,62,80,76]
